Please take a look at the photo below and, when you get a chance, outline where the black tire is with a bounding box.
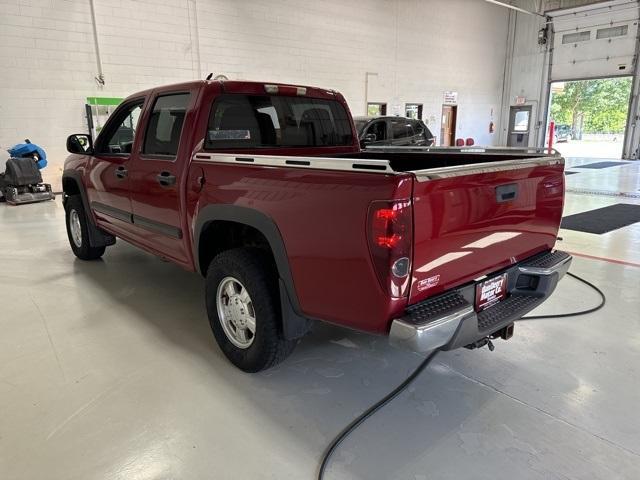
[205,247,297,372]
[64,195,106,260]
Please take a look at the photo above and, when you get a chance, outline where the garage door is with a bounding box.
[549,0,639,81]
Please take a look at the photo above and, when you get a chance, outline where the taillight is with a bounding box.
[367,200,413,298]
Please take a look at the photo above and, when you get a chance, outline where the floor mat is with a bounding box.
[561,203,640,234]
[573,161,628,169]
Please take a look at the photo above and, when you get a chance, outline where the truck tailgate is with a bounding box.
[409,158,564,305]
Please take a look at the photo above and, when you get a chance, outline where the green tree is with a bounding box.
[549,78,631,136]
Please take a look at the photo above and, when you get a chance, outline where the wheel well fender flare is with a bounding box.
[62,170,115,247]
[194,204,310,339]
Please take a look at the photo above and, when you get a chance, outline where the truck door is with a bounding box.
[87,98,144,232]
[128,91,194,266]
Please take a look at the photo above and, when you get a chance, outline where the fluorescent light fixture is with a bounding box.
[485,0,545,17]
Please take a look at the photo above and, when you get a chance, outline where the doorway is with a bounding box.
[507,105,532,147]
[546,77,632,159]
[440,105,457,146]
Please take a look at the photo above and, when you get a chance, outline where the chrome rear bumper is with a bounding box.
[389,250,572,353]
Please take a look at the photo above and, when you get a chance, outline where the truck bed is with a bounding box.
[194,146,564,319]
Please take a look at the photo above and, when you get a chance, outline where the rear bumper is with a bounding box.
[389,250,572,353]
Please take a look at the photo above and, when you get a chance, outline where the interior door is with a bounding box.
[507,105,532,147]
[440,105,457,146]
[128,91,194,265]
[87,99,144,233]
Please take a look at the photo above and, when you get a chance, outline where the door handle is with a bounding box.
[115,166,128,179]
[157,171,176,186]
[496,183,518,203]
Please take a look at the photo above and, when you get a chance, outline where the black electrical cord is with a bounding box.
[521,272,606,319]
[317,349,439,480]
[317,271,605,480]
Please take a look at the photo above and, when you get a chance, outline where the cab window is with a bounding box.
[96,101,143,154]
[391,119,413,140]
[365,120,387,141]
[143,93,191,158]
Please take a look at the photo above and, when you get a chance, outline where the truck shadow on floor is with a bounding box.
[71,242,501,478]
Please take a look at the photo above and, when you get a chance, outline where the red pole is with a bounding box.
[548,121,555,153]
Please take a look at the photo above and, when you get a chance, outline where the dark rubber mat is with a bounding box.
[573,161,628,169]
[561,203,640,234]
[565,171,578,175]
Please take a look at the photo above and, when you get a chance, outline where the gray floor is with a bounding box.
[1,190,639,479]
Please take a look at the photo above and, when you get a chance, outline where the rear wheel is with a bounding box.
[64,195,106,260]
[205,247,297,372]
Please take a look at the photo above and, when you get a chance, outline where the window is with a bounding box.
[562,31,590,44]
[206,94,353,149]
[367,103,387,116]
[96,101,143,154]
[391,119,414,139]
[411,120,424,136]
[143,93,191,157]
[364,120,387,142]
[513,110,530,132]
[596,25,628,39]
[405,104,423,119]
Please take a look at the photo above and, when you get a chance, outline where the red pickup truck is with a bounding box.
[63,80,571,372]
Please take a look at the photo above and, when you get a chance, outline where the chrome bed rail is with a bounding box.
[192,152,394,174]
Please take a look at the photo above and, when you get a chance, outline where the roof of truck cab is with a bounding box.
[123,80,342,102]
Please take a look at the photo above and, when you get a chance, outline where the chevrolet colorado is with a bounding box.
[63,80,571,372]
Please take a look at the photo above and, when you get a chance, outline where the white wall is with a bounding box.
[0,0,510,189]
[501,10,549,146]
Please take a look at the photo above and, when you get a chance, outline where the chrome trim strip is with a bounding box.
[413,156,564,182]
[389,305,475,353]
[518,254,572,278]
[192,153,394,174]
[365,145,561,156]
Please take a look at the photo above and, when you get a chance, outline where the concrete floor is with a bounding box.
[554,140,624,160]
[1,160,640,479]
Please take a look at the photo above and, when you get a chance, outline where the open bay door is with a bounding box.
[547,0,640,158]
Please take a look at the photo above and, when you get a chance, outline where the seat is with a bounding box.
[2,157,43,187]
[300,108,334,145]
[455,138,465,147]
[465,138,475,146]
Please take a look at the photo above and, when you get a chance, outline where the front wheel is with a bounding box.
[64,195,106,260]
[205,247,297,372]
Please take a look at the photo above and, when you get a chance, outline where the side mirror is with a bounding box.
[66,134,93,154]
[362,133,377,144]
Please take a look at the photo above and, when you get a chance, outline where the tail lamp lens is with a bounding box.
[367,200,412,298]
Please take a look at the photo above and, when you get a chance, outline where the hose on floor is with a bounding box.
[520,272,606,319]
[317,271,606,480]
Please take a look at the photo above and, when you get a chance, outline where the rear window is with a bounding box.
[205,94,353,149]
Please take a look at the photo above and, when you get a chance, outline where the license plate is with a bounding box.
[475,273,508,311]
